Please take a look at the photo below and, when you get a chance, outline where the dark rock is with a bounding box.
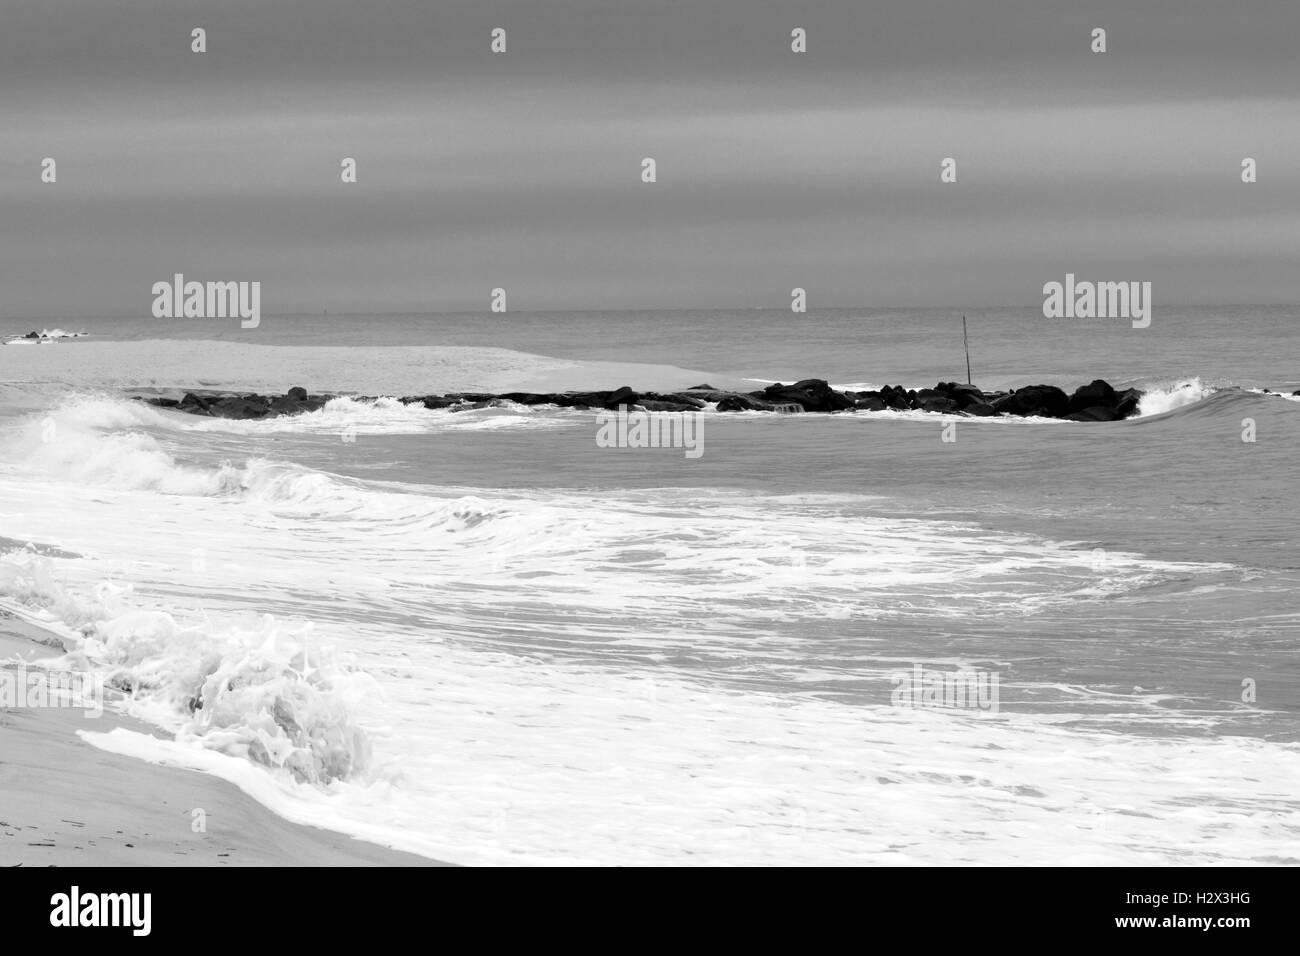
[133,375,1145,423]
[207,396,272,420]
[881,389,911,410]
[793,379,854,410]
[554,386,640,410]
[716,394,774,412]
[654,393,707,409]
[678,388,734,403]
[687,384,716,391]
[762,379,854,412]
[605,386,639,408]
[1067,379,1117,414]
[268,395,329,416]
[1065,405,1119,422]
[557,391,611,408]
[935,382,986,409]
[498,392,562,406]
[760,384,818,410]
[23,331,39,339]
[637,400,700,412]
[919,396,960,414]
[991,384,1070,418]
[1113,388,1143,419]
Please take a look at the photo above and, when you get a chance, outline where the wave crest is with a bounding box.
[1135,378,1218,417]
[0,552,377,785]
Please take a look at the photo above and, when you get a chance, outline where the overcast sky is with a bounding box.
[3,0,1299,317]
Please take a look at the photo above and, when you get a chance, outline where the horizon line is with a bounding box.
[5,301,1296,323]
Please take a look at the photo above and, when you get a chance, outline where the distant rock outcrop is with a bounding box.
[134,378,1148,423]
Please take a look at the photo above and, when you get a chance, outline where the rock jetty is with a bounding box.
[134,378,1149,423]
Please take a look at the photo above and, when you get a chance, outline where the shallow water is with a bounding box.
[1,309,1298,864]
[21,304,1300,392]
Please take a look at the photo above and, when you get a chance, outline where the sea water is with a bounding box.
[1,307,1297,864]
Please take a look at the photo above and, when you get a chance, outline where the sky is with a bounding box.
[2,0,1299,317]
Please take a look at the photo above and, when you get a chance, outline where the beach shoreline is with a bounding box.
[0,617,449,867]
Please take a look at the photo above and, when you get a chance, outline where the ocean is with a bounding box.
[2,306,1299,865]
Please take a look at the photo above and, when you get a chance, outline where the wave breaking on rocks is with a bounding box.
[132,378,1157,423]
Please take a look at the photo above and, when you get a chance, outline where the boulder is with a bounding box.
[880,388,911,410]
[1067,379,1117,414]
[991,385,1070,418]
[286,386,308,401]
[1065,405,1119,422]
[716,394,774,412]
[207,396,272,420]
[678,388,734,403]
[760,384,817,411]
[936,382,987,409]
[605,386,640,408]
[763,379,854,412]
[654,393,707,409]
[637,400,700,412]
[963,401,998,417]
[919,396,960,414]
[1113,388,1143,419]
[557,391,615,408]
[268,394,329,416]
[854,395,887,411]
[498,392,562,406]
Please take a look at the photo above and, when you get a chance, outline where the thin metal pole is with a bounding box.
[963,315,972,385]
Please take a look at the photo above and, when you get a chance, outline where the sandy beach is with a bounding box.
[0,618,446,867]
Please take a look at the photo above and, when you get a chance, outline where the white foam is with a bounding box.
[1135,377,1218,417]
[2,391,1288,865]
[3,328,88,345]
